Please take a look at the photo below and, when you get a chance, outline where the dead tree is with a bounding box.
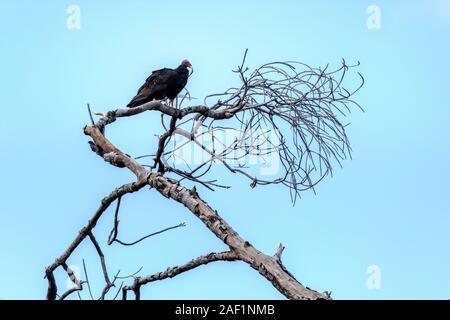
[45,52,363,300]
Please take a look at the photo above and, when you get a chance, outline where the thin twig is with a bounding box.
[107,196,121,245]
[87,103,95,126]
[113,222,186,247]
[82,259,94,300]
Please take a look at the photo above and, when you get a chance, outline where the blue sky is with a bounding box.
[0,0,449,299]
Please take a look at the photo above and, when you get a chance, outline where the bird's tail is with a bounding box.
[127,94,151,108]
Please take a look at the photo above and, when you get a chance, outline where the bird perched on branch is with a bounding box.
[127,59,192,108]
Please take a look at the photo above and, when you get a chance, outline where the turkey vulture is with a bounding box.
[127,59,192,108]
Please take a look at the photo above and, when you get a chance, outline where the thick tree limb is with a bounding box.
[147,173,327,299]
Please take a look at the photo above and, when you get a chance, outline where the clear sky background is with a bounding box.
[0,0,449,299]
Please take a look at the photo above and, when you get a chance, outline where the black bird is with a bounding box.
[127,59,192,108]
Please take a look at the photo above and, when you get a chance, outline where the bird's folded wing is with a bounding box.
[137,68,171,93]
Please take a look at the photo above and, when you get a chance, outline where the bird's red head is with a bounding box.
[181,59,192,68]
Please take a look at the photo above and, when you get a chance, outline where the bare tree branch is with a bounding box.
[82,119,329,299]
[106,195,186,247]
[274,243,285,263]
[122,251,239,300]
[112,223,186,247]
[107,196,121,245]
[82,259,94,300]
[45,180,147,300]
[46,54,363,300]
[59,263,84,300]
